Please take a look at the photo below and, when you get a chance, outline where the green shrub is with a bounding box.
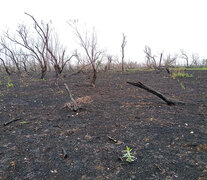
[172,72,193,79]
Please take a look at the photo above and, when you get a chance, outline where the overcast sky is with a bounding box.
[0,0,207,64]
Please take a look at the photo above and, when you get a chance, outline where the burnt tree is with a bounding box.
[69,22,104,87]
[121,34,127,72]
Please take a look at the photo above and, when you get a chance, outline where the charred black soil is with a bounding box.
[0,70,207,179]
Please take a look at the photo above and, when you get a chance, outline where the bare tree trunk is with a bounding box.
[40,66,47,79]
[91,68,97,87]
[121,34,127,72]
[0,58,11,75]
[54,64,61,78]
[127,81,184,105]
[158,53,163,69]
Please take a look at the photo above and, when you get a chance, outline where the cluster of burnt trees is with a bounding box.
[0,13,206,86]
[0,13,119,86]
[0,13,76,79]
[143,46,204,70]
[0,13,125,86]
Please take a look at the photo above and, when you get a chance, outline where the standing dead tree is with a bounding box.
[0,46,11,75]
[0,55,11,76]
[164,54,178,75]
[4,13,50,79]
[163,54,177,68]
[144,46,177,70]
[144,46,157,69]
[121,34,127,72]
[19,51,29,73]
[127,81,184,105]
[180,49,189,67]
[69,23,104,87]
[191,53,199,67]
[47,33,75,77]
[0,38,22,75]
[105,55,113,71]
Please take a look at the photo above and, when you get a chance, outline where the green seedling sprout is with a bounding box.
[122,146,136,163]
[7,82,14,88]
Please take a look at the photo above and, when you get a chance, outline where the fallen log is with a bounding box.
[64,83,78,111]
[127,81,184,106]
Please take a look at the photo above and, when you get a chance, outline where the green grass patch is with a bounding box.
[170,67,207,71]
[126,68,154,72]
[184,67,207,71]
[172,72,193,78]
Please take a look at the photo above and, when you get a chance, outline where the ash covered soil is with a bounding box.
[0,70,207,179]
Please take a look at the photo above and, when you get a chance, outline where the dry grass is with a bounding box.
[64,96,93,109]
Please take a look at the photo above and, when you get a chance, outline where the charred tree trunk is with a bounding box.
[54,64,62,78]
[127,81,184,105]
[166,68,170,74]
[22,61,28,73]
[91,68,97,87]
[0,58,11,76]
[158,53,163,69]
[40,66,47,79]
[4,66,11,76]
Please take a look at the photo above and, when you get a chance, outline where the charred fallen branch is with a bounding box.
[4,117,21,126]
[62,147,68,158]
[127,81,184,106]
[64,83,78,111]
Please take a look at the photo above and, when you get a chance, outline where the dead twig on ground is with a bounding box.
[62,147,68,158]
[108,136,122,144]
[4,117,21,126]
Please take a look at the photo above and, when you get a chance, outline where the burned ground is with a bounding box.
[0,70,207,179]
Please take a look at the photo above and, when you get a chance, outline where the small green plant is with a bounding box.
[172,72,193,79]
[122,146,136,163]
[7,82,14,88]
[0,80,2,85]
[179,82,185,90]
